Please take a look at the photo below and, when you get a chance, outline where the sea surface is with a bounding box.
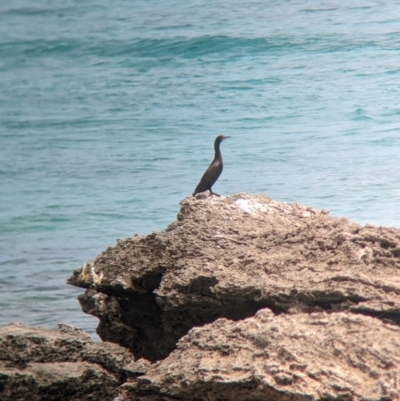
[1,0,400,337]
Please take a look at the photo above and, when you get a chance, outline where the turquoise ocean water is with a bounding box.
[1,1,400,336]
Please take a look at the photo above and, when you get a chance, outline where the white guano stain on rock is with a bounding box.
[233,198,268,214]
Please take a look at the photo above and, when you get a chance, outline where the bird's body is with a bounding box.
[192,135,230,197]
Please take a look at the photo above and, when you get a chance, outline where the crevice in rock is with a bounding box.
[153,298,287,360]
[80,287,290,362]
[313,295,367,311]
[79,291,169,362]
[81,278,397,365]
[350,308,400,325]
[81,286,379,363]
[131,266,167,293]
[188,276,218,295]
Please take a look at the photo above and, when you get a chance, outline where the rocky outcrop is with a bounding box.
[0,322,133,401]
[5,193,400,400]
[121,310,400,400]
[68,194,400,363]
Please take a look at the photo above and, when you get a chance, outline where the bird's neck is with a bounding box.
[214,142,222,161]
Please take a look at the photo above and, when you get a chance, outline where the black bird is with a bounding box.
[192,135,230,197]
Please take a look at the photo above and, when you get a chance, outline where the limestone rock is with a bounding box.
[0,322,133,401]
[68,194,400,362]
[121,310,400,401]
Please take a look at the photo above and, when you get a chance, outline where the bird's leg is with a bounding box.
[209,190,220,197]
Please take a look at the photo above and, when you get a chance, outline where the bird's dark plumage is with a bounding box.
[192,135,230,197]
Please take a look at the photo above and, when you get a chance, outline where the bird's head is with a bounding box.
[215,135,231,143]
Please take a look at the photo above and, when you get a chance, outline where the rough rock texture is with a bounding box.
[68,194,400,363]
[121,310,400,401]
[0,322,133,401]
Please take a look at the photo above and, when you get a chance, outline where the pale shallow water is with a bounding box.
[1,0,400,336]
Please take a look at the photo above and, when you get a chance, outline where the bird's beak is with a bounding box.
[224,136,231,140]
